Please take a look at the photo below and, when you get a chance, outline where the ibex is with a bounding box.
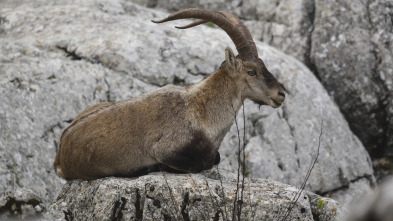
[54,8,285,180]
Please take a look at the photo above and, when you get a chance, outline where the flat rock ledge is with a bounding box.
[47,173,345,221]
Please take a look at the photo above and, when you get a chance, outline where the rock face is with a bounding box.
[47,174,346,221]
[0,0,375,219]
[310,0,393,160]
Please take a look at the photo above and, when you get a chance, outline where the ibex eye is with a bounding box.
[247,70,256,76]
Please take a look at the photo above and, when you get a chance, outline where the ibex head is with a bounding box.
[153,9,285,108]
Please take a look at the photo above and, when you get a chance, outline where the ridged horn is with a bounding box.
[152,8,258,61]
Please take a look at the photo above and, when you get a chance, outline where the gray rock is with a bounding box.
[346,177,393,221]
[0,0,374,219]
[0,187,45,219]
[244,0,315,63]
[325,178,373,207]
[46,174,346,221]
[310,0,393,159]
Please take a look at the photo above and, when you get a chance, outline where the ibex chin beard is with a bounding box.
[253,100,267,110]
[253,98,283,109]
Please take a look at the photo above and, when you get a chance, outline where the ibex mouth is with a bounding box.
[252,100,267,110]
[271,99,282,107]
[253,100,267,106]
[253,99,282,109]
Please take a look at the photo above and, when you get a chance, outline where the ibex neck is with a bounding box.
[188,67,243,145]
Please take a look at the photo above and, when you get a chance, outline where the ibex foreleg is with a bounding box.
[155,131,218,173]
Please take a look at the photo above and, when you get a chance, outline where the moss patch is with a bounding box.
[317,199,324,209]
[204,22,215,28]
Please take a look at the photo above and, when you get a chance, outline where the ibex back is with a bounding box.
[54,8,285,180]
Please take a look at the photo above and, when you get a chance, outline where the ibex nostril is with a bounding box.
[278,92,285,98]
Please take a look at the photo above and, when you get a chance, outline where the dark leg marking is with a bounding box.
[161,131,217,173]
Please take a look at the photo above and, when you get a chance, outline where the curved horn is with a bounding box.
[175,19,208,29]
[219,11,258,57]
[152,8,258,61]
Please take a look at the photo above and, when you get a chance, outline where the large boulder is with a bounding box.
[0,0,374,218]
[47,174,346,221]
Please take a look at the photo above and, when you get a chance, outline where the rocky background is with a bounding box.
[132,0,393,180]
[0,0,391,220]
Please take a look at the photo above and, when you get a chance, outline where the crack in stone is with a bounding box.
[135,188,143,220]
[63,209,74,221]
[56,45,83,61]
[213,209,220,221]
[0,195,43,217]
[110,197,126,221]
[41,122,63,142]
[55,43,161,89]
[316,174,374,196]
[180,192,190,221]
[281,105,300,168]
[303,0,321,83]
[145,188,161,209]
[103,76,112,102]
[281,105,295,138]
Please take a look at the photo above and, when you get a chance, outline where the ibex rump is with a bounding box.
[54,9,285,180]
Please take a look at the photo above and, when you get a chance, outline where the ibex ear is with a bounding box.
[225,47,236,69]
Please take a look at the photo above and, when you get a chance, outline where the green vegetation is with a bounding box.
[204,22,215,28]
[317,199,324,209]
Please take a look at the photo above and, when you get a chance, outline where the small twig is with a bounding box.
[216,166,229,221]
[224,104,239,119]
[238,101,247,220]
[237,125,254,132]
[277,119,323,221]
[231,103,242,221]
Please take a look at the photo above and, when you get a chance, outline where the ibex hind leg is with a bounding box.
[160,131,218,173]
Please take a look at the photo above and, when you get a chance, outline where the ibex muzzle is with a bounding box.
[54,8,285,180]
